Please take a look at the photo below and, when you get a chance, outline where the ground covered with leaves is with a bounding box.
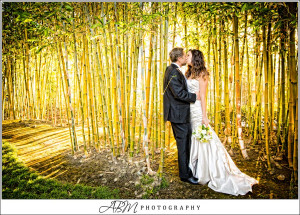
[2,120,298,199]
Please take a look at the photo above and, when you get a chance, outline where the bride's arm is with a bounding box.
[198,77,209,126]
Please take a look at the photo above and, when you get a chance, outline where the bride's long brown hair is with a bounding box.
[185,49,209,80]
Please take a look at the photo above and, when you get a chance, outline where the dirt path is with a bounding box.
[2,120,296,199]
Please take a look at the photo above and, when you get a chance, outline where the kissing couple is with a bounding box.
[163,47,258,196]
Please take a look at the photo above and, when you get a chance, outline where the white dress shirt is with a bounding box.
[171,62,187,81]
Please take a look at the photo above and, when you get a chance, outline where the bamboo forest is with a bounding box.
[2,1,298,200]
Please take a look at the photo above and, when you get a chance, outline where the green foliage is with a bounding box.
[2,141,120,199]
[2,2,297,57]
[160,176,169,189]
[140,174,154,185]
[139,174,170,199]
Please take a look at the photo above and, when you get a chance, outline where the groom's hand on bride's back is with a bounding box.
[196,91,201,100]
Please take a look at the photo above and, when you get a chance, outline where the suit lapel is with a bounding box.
[169,63,188,89]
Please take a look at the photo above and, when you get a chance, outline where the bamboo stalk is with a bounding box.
[231,27,237,149]
[85,5,98,150]
[107,18,121,156]
[253,28,260,144]
[267,22,273,134]
[246,33,251,136]
[213,15,219,134]
[262,24,271,170]
[57,43,74,155]
[72,9,87,154]
[102,2,115,156]
[130,23,139,158]
[24,28,31,119]
[114,2,126,154]
[137,106,142,154]
[172,2,177,48]
[125,32,134,152]
[41,56,50,121]
[146,31,153,120]
[87,36,97,149]
[22,41,29,119]
[124,2,131,152]
[37,52,42,119]
[138,2,155,175]
[234,13,248,159]
[293,97,298,180]
[58,39,78,153]
[207,25,213,116]
[276,38,282,153]
[158,3,169,178]
[288,2,297,167]
[223,19,231,146]
[218,15,222,134]
[82,34,92,150]
[183,2,188,50]
[270,35,275,131]
[148,29,158,150]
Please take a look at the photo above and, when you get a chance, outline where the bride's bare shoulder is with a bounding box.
[196,76,208,82]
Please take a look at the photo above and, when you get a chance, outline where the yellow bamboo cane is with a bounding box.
[262,24,271,170]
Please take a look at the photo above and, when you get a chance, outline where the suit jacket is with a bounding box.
[163,63,196,123]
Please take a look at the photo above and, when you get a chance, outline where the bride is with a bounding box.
[185,49,258,196]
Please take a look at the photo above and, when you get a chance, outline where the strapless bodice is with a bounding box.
[186,79,202,130]
[186,79,199,94]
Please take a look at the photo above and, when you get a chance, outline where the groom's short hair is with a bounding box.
[169,47,184,62]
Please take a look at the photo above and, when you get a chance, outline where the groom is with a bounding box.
[163,47,199,185]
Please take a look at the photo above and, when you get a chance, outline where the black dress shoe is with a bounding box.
[188,168,198,181]
[192,176,199,181]
[180,177,199,185]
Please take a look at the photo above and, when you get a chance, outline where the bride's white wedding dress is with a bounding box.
[187,79,258,196]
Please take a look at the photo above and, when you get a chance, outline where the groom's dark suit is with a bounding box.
[163,63,196,180]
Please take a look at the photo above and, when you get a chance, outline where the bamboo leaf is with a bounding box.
[64,4,73,11]
[91,23,103,29]
[241,3,248,12]
[95,17,103,25]
[273,20,281,30]
[66,17,74,23]
[44,28,49,37]
[36,44,48,54]
[27,38,39,42]
[90,35,102,40]
[23,18,33,23]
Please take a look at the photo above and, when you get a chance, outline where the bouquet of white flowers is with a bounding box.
[192,124,213,143]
